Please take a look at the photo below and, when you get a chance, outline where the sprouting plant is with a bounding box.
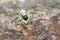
[11,8,34,25]
[10,8,35,34]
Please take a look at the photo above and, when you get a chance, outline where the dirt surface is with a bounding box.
[0,0,60,40]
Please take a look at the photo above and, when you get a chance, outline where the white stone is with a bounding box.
[20,9,26,15]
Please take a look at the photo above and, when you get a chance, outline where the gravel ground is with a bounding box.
[0,0,60,40]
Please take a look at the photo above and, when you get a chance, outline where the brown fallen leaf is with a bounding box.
[16,25,29,37]
[16,24,37,40]
[28,35,37,40]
